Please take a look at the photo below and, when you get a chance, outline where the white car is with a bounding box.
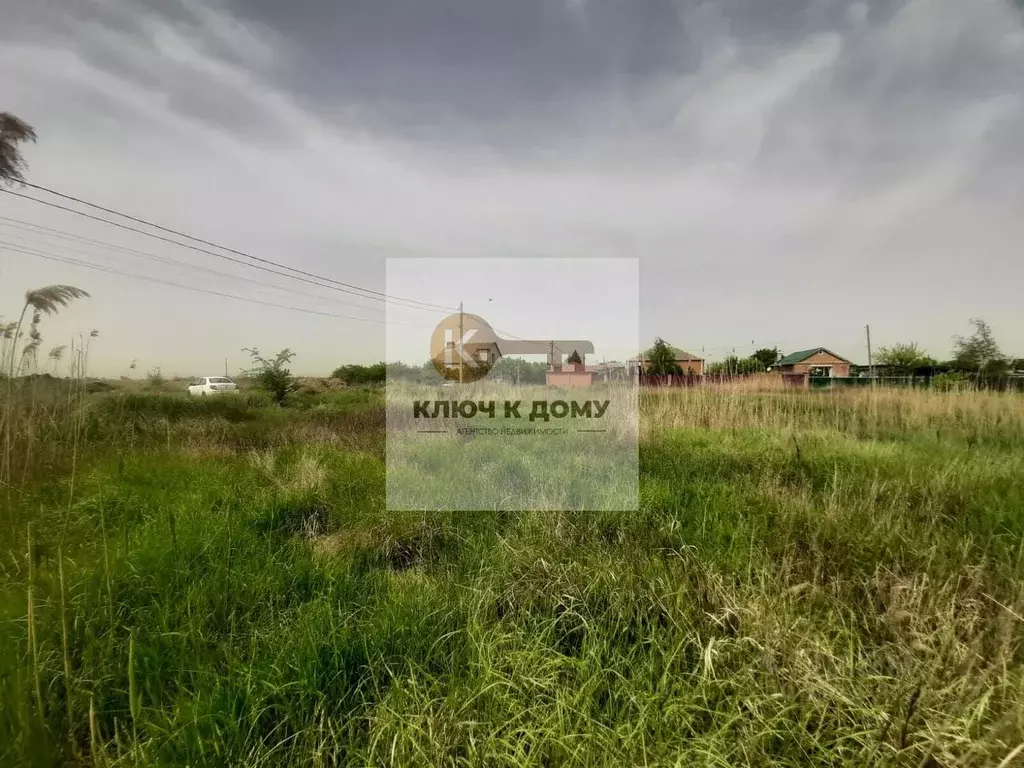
[187,376,239,396]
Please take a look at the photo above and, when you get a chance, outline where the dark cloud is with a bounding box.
[2,0,1023,374]
[214,0,689,136]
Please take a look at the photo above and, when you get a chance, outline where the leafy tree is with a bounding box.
[751,347,781,369]
[1012,358,1024,372]
[567,349,583,365]
[952,319,1006,372]
[874,342,935,373]
[0,113,37,187]
[242,347,296,405]
[643,338,682,376]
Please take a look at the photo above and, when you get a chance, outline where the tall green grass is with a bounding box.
[0,385,1022,765]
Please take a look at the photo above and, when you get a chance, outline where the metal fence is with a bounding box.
[638,372,1024,392]
[815,376,1024,392]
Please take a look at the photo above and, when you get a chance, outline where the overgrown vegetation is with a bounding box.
[642,337,683,376]
[5,106,1023,767]
[1,368,1022,766]
[332,361,386,384]
[242,347,297,405]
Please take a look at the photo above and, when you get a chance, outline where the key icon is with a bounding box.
[430,312,594,383]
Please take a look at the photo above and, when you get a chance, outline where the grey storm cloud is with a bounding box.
[6,0,1023,165]
[1,0,1023,374]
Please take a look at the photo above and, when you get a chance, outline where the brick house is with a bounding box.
[771,348,852,378]
[631,344,704,376]
[546,357,594,388]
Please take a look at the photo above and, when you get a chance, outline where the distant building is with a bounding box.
[629,344,704,376]
[442,339,499,367]
[588,361,629,383]
[771,348,852,378]
[546,357,594,387]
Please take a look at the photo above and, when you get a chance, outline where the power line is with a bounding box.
[14,181,455,311]
[0,224,394,314]
[2,241,424,326]
[492,326,569,358]
[0,187,455,313]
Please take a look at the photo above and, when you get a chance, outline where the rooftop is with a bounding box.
[774,348,852,366]
[633,344,703,361]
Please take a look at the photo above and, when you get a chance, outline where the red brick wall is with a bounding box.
[790,351,850,377]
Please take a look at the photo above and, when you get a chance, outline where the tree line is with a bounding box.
[643,320,1021,378]
[330,357,553,385]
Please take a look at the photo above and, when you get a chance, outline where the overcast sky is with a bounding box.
[1,0,1022,377]
[385,258,639,364]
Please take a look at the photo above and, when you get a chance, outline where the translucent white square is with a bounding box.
[386,258,639,511]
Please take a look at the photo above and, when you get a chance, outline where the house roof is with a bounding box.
[634,344,703,361]
[774,347,852,366]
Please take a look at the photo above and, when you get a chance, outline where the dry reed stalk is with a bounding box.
[26,522,43,719]
[58,546,74,745]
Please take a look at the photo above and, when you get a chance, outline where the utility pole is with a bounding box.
[458,301,464,384]
[866,324,873,382]
[224,357,228,377]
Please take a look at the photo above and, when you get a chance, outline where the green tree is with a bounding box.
[332,362,386,384]
[242,347,296,405]
[874,342,935,373]
[751,347,781,369]
[952,319,1006,372]
[567,349,583,365]
[0,113,37,186]
[643,338,682,376]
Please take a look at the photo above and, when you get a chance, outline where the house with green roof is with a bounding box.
[630,343,704,376]
[770,347,852,378]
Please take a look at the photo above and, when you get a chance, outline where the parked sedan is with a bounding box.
[187,376,239,396]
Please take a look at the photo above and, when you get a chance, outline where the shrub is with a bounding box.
[932,371,968,392]
[242,347,297,405]
[332,362,386,384]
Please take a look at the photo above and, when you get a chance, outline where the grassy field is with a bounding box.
[0,380,1022,766]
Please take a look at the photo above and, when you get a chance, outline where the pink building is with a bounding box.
[546,356,594,387]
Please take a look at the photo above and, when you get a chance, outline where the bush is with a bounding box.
[242,348,297,405]
[932,372,968,392]
[332,362,386,384]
